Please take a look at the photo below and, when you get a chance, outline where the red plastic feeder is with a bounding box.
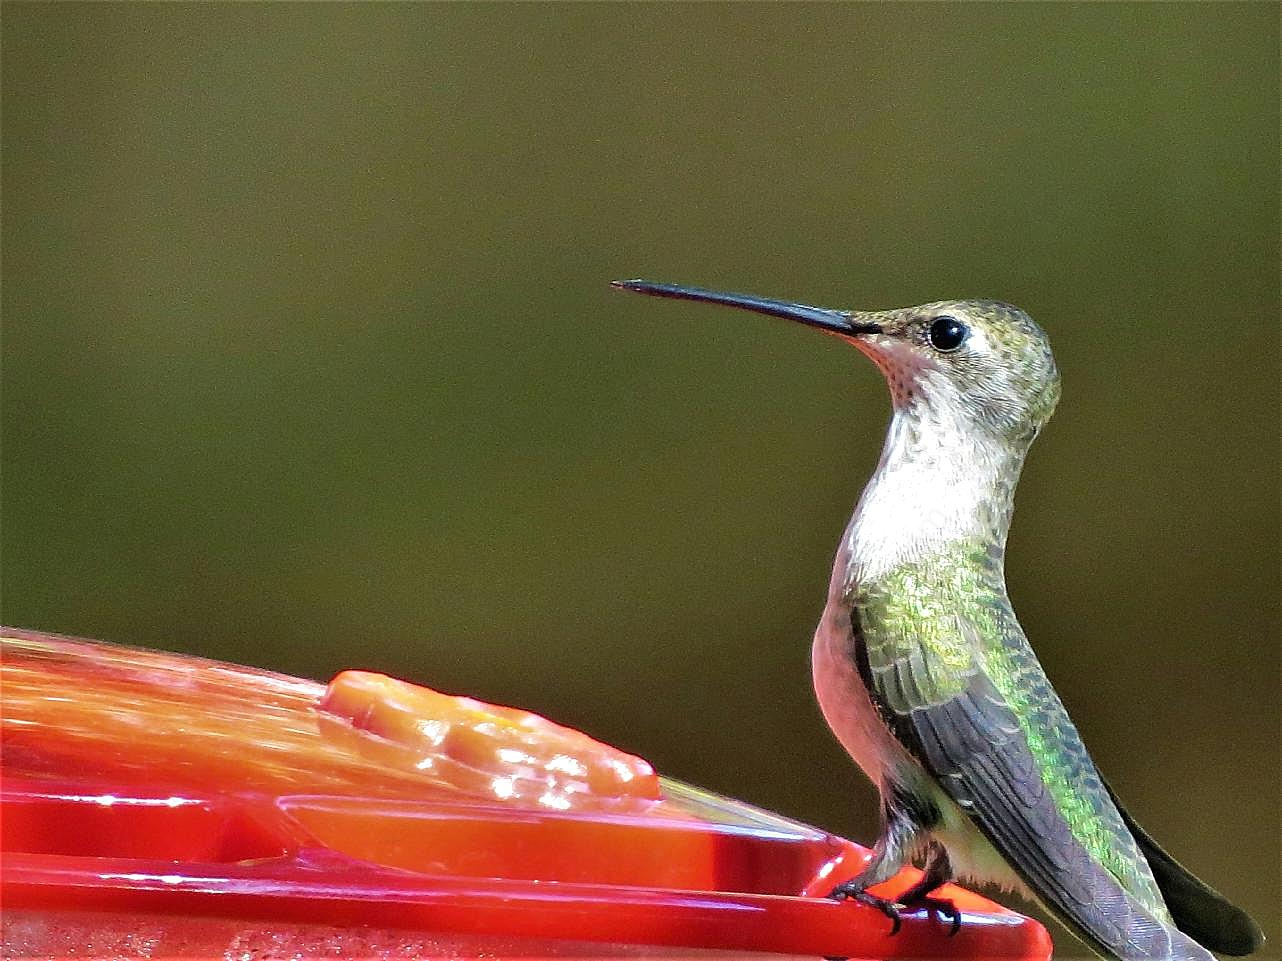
[0,628,1051,960]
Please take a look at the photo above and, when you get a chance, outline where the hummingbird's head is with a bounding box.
[851,299,1061,441]
[612,281,1060,444]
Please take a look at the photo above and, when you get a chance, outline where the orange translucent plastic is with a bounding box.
[318,669,661,807]
[0,628,1052,960]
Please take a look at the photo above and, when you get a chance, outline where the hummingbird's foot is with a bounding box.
[902,894,962,936]
[827,881,905,936]
[890,842,960,934]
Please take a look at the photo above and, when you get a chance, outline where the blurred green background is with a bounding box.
[3,3,1278,954]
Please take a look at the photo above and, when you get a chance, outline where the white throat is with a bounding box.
[843,403,1020,585]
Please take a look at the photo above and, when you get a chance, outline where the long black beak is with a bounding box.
[611,279,881,337]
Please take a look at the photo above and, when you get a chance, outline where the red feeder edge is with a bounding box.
[0,628,1052,961]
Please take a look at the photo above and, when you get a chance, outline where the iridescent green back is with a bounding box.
[852,537,1171,919]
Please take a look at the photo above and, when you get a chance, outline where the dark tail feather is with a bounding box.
[1102,778,1264,956]
[1038,858,1219,961]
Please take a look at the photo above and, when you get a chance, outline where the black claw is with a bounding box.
[828,882,904,936]
[913,895,962,936]
[826,879,858,901]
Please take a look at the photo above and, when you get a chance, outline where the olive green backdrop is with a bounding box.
[3,3,1278,955]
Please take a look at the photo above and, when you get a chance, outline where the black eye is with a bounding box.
[928,316,968,352]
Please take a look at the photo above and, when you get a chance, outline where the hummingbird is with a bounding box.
[612,279,1262,961]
